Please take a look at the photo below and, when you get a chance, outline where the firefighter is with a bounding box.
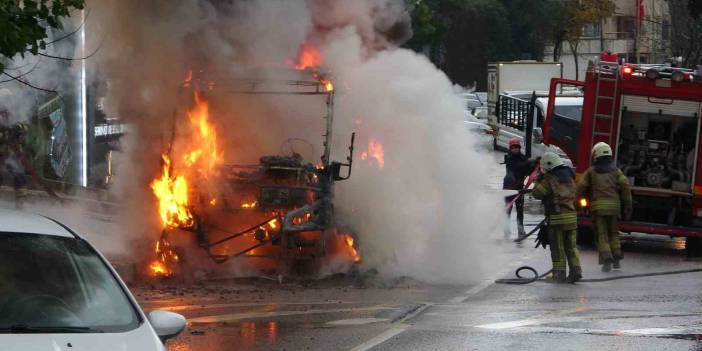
[577,142,632,272]
[531,152,582,283]
[503,138,536,239]
[0,123,30,208]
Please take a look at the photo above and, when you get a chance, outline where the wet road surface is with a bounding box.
[130,232,702,350]
[130,143,702,350]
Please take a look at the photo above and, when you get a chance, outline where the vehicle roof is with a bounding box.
[536,96,584,106]
[0,208,74,237]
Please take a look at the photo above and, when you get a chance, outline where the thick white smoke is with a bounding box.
[80,0,506,283]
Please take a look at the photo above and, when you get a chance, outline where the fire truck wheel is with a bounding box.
[576,227,595,246]
[685,237,702,257]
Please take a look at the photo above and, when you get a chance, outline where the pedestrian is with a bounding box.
[503,138,536,239]
[531,152,582,283]
[577,142,632,272]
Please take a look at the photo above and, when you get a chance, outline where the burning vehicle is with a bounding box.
[148,70,360,277]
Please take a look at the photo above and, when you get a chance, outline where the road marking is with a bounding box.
[475,316,583,329]
[349,326,408,351]
[188,306,394,325]
[474,311,702,330]
[327,318,388,326]
[514,325,702,337]
[448,279,494,304]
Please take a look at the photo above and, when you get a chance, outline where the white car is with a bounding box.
[464,109,492,136]
[0,208,186,351]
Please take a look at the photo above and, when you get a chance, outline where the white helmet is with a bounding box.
[592,142,612,160]
[540,152,564,173]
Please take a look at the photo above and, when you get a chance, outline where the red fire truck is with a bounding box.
[539,56,702,253]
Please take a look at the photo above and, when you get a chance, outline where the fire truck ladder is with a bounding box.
[591,60,620,147]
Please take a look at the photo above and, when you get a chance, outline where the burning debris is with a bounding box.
[146,69,359,278]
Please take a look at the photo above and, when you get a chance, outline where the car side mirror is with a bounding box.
[532,127,543,144]
[148,310,186,343]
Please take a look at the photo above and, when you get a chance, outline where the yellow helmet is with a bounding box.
[591,142,612,160]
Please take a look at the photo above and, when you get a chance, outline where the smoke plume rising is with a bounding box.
[39,0,505,283]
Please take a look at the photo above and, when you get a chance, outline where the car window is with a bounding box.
[466,99,482,109]
[554,105,583,121]
[0,233,140,333]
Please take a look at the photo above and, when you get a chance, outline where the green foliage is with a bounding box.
[0,0,85,72]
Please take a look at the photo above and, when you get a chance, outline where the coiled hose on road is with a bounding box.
[495,266,702,284]
[496,220,702,284]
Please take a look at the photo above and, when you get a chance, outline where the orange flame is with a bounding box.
[149,260,171,276]
[343,234,361,263]
[241,201,258,209]
[360,139,384,169]
[149,91,221,275]
[151,155,193,228]
[185,93,219,172]
[294,43,322,70]
[320,79,334,92]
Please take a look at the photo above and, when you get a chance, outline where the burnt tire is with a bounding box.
[685,237,702,257]
[577,226,595,246]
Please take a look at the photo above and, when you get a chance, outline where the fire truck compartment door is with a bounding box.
[621,95,701,117]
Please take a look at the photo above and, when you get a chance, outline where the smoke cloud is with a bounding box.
[4,0,509,284]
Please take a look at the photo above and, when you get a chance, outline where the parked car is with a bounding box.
[471,106,488,120]
[464,109,492,136]
[475,92,487,106]
[0,208,186,351]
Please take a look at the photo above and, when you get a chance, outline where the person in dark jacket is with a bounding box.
[503,138,537,239]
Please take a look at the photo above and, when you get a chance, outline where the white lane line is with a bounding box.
[448,279,494,304]
[513,325,702,337]
[327,318,389,326]
[349,326,408,351]
[189,306,394,325]
[475,316,584,330]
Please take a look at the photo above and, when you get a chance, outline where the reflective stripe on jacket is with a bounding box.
[577,167,632,216]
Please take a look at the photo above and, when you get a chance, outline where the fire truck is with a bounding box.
[537,55,702,253]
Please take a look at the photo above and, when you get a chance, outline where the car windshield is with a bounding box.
[554,104,583,121]
[465,99,482,109]
[0,233,140,333]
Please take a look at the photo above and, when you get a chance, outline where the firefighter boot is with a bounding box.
[602,259,613,272]
[517,224,527,240]
[613,259,621,269]
[552,271,567,283]
[567,269,582,284]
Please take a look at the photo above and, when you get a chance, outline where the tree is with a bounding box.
[405,0,515,89]
[0,0,85,73]
[669,0,702,67]
[562,0,615,80]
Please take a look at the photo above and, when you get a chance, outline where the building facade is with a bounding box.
[545,0,671,79]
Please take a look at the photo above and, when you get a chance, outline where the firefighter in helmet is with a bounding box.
[531,152,582,283]
[503,138,537,239]
[577,142,632,272]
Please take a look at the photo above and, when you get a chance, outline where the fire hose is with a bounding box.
[497,220,702,284]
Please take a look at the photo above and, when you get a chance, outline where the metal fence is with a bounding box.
[496,95,531,131]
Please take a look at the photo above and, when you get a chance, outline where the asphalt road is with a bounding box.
[130,227,702,351]
[129,142,702,351]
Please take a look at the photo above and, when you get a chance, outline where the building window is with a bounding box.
[616,16,635,39]
[582,23,601,38]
